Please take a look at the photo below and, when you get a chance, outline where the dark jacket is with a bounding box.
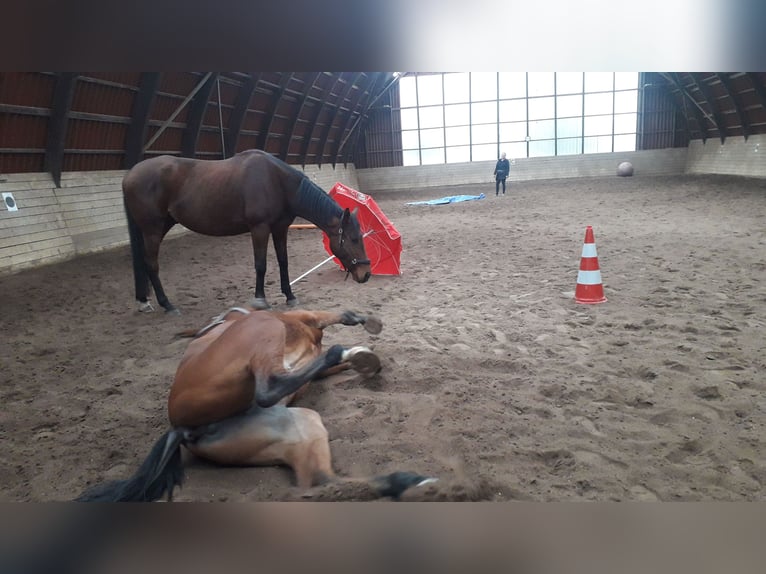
[494,158,510,180]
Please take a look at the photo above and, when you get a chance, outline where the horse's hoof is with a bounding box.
[286,298,300,307]
[138,301,155,313]
[374,471,438,500]
[249,297,271,310]
[363,315,383,335]
[344,347,381,377]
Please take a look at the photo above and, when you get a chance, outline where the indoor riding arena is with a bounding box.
[1,72,765,502]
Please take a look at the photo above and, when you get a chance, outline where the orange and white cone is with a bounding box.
[575,226,607,304]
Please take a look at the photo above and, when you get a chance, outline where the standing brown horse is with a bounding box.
[123,150,372,314]
[75,307,435,502]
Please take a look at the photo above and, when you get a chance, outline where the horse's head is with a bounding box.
[328,208,371,283]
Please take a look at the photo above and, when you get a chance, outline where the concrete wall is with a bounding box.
[357,148,688,192]
[0,163,360,276]
[685,134,766,178]
[302,163,359,191]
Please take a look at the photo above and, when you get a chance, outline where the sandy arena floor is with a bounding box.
[1,173,765,501]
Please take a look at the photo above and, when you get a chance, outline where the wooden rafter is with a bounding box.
[316,72,362,168]
[689,73,725,143]
[282,72,321,162]
[223,73,259,158]
[124,72,161,168]
[299,73,343,168]
[255,73,293,152]
[716,73,749,140]
[181,73,219,158]
[44,73,77,187]
[659,72,708,142]
[343,73,400,166]
[330,73,375,168]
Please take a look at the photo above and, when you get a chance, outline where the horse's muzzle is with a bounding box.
[351,267,371,283]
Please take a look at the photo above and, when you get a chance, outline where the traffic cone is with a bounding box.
[575,226,607,304]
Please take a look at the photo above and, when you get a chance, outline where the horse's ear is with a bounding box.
[341,207,351,224]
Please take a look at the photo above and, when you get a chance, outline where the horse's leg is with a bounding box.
[270,223,298,307]
[252,343,380,408]
[124,201,156,312]
[187,406,436,498]
[154,216,177,309]
[280,309,383,334]
[249,225,271,310]
[279,309,383,378]
[187,405,335,489]
[142,227,179,315]
[252,344,347,407]
[316,346,382,379]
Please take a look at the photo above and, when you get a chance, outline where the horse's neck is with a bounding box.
[291,178,342,230]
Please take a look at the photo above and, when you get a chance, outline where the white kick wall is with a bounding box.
[2,138,764,275]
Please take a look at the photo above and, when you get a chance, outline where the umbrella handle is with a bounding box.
[292,229,377,286]
[289,255,336,286]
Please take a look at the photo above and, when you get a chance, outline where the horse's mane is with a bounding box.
[237,150,343,226]
[292,177,343,225]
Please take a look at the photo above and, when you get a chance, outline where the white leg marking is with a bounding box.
[138,301,155,313]
[341,346,372,362]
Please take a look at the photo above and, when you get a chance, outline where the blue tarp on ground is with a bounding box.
[406,193,486,206]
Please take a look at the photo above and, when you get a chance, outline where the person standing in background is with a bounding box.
[493,152,510,196]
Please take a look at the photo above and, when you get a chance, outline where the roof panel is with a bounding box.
[3,71,764,179]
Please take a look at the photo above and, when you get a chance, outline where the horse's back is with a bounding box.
[122,155,193,223]
[169,312,285,426]
[174,310,323,390]
[123,151,299,235]
[123,155,185,193]
[169,310,321,427]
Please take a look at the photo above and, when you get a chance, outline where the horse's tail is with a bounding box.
[124,197,149,302]
[75,429,187,502]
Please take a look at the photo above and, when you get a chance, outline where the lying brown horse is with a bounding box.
[76,307,435,502]
[123,149,372,314]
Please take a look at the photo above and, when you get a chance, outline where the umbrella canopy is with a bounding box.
[322,183,402,276]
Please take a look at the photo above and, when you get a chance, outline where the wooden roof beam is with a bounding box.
[181,73,219,158]
[282,72,321,162]
[316,73,362,168]
[255,73,293,152]
[688,73,726,143]
[746,73,766,111]
[224,73,259,158]
[342,73,400,166]
[299,74,345,168]
[44,73,77,187]
[659,72,709,142]
[715,73,749,140]
[143,72,213,153]
[124,72,161,168]
[330,73,375,168]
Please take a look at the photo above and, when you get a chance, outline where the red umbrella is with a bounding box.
[322,182,402,276]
